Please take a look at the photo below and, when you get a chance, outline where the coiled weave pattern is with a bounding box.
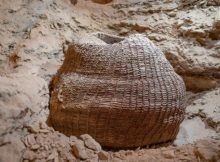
[50,33,186,148]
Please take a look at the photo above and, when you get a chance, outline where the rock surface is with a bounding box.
[109,139,220,162]
[0,0,219,161]
[72,140,88,159]
[80,134,102,152]
[186,88,220,130]
[175,117,217,145]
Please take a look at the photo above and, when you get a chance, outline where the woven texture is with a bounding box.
[49,33,186,148]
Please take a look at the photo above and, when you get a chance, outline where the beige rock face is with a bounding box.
[109,139,220,162]
[72,140,88,159]
[174,117,216,145]
[210,10,220,40]
[98,150,109,160]
[175,88,220,145]
[109,2,220,92]
[186,88,220,130]
[80,134,102,152]
[194,140,220,162]
[0,136,25,162]
[0,0,220,161]
[182,76,217,92]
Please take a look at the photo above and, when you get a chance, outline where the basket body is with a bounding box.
[50,33,186,148]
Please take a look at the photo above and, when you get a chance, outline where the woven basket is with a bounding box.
[49,33,186,148]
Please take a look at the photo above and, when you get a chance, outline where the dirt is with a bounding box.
[0,0,219,162]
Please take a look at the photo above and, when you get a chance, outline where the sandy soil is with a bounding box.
[0,0,220,161]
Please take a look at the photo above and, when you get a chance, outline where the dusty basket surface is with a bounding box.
[49,33,186,148]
